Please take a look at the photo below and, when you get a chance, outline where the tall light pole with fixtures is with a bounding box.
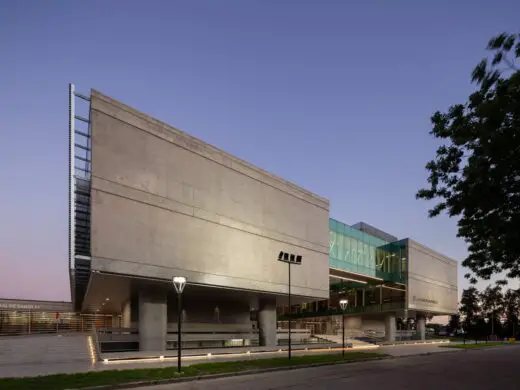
[173,276,187,373]
[339,299,348,357]
[277,251,302,360]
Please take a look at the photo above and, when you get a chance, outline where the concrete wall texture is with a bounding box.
[165,295,252,325]
[406,239,458,315]
[89,90,330,300]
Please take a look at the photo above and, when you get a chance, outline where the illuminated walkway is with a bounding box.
[0,342,450,379]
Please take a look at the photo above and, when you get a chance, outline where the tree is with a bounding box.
[459,286,480,332]
[448,313,461,332]
[503,288,520,336]
[480,284,504,336]
[416,33,520,282]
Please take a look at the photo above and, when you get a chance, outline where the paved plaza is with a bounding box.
[136,345,520,390]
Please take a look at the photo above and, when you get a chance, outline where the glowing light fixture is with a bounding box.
[331,275,367,284]
[173,275,187,373]
[339,299,348,358]
[173,276,187,293]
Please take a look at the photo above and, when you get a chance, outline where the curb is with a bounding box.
[441,344,520,352]
[67,357,388,390]
[67,351,460,390]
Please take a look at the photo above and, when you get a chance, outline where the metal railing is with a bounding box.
[0,311,117,336]
[95,323,262,353]
[278,301,406,320]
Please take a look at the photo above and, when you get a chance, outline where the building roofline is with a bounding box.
[90,89,330,211]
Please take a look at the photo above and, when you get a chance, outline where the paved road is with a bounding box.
[378,343,450,356]
[136,345,520,390]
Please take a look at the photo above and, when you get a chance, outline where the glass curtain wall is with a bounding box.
[277,220,408,322]
[329,219,406,284]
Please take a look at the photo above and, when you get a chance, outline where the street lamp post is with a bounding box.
[277,252,302,360]
[491,311,495,338]
[173,276,187,373]
[339,299,348,358]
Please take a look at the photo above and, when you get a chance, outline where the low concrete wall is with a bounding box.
[0,334,92,366]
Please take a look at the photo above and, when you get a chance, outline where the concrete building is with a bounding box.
[0,85,457,350]
[69,85,330,351]
[279,220,458,342]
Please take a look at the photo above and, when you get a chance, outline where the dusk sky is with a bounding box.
[1,0,519,302]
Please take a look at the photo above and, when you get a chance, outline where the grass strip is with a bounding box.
[0,352,386,390]
[440,342,513,349]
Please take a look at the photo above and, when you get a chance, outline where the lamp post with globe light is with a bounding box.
[339,299,348,357]
[173,276,187,373]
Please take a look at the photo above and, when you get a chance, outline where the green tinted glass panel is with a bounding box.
[329,218,406,283]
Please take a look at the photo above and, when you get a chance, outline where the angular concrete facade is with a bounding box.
[65,86,459,351]
[406,239,458,315]
[89,90,330,300]
[70,89,332,350]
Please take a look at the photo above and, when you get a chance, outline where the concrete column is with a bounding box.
[384,314,396,342]
[325,319,334,335]
[416,315,426,340]
[345,316,362,338]
[362,289,365,306]
[111,315,120,328]
[138,289,167,351]
[258,298,277,346]
[122,300,131,328]
[345,316,362,330]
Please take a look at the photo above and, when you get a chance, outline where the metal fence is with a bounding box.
[0,311,119,336]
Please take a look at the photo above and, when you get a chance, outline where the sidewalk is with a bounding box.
[0,342,448,379]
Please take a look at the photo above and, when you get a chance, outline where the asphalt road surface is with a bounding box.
[135,345,520,390]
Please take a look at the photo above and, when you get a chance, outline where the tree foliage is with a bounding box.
[459,286,480,329]
[480,284,504,319]
[457,283,520,337]
[503,288,520,331]
[448,313,461,331]
[416,33,520,281]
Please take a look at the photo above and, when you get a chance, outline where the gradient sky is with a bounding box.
[1,0,519,302]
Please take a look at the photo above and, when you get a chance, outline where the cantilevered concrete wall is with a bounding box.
[88,90,330,301]
[406,239,458,315]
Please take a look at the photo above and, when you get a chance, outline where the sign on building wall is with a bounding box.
[0,300,72,312]
[0,303,41,310]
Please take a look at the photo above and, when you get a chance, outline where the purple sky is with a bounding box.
[1,1,518,302]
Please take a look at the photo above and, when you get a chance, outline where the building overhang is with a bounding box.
[329,267,384,285]
[81,270,323,314]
